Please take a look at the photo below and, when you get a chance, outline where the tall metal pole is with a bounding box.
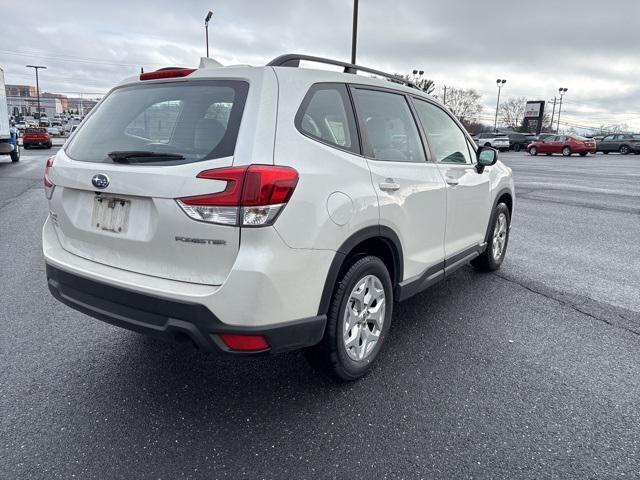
[549,97,557,132]
[205,11,213,58]
[556,88,567,133]
[494,79,506,132]
[351,0,359,64]
[26,65,46,119]
[35,68,40,118]
[443,85,447,105]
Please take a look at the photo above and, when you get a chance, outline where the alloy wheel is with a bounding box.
[343,275,386,361]
[492,212,508,261]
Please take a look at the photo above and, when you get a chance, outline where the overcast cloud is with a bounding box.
[2,0,639,130]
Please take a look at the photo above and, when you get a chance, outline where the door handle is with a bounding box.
[445,178,459,186]
[379,179,400,192]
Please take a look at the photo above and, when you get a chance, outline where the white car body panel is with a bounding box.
[43,217,333,326]
[437,163,492,257]
[367,161,447,279]
[271,68,379,252]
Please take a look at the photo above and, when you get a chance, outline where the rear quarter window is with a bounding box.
[295,83,359,154]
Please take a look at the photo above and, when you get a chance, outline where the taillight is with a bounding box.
[44,156,55,199]
[219,333,270,352]
[139,68,196,81]
[177,165,299,227]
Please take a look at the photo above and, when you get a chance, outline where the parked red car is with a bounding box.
[23,127,52,149]
[528,134,596,157]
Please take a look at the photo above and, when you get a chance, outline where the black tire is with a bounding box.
[472,203,510,272]
[546,153,552,156]
[619,145,630,155]
[603,151,609,154]
[305,256,393,381]
[562,146,572,157]
[10,145,20,162]
[46,142,52,149]
[528,147,537,156]
[514,143,522,152]
[23,144,30,150]
[484,142,492,148]
[579,152,587,157]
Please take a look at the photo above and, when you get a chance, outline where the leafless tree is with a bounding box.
[499,97,527,130]
[445,88,483,124]
[391,74,436,95]
[597,123,630,134]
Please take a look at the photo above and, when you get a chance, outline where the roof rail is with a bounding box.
[266,54,417,89]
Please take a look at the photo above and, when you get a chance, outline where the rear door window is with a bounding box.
[65,80,249,164]
[350,88,426,163]
[295,83,358,153]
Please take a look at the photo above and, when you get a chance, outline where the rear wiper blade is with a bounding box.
[107,150,185,163]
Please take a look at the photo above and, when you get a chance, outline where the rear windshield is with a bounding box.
[65,80,249,164]
[570,135,587,140]
[25,127,46,134]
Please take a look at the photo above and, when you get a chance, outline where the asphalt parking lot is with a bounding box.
[1,149,639,479]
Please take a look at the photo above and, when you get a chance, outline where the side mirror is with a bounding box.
[477,146,498,170]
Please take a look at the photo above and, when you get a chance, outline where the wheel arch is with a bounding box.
[317,226,403,316]
[483,188,513,244]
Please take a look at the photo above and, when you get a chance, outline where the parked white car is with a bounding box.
[475,132,510,151]
[42,54,514,380]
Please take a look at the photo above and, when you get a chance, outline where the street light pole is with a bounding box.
[556,87,568,133]
[549,96,557,131]
[205,11,213,58]
[26,65,46,119]
[494,78,506,132]
[351,0,359,64]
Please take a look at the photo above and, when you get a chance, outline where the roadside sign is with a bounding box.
[523,100,545,135]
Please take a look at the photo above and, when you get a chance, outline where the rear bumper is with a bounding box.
[46,263,326,354]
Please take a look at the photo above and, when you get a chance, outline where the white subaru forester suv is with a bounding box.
[43,54,514,381]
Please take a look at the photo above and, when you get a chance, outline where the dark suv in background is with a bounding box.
[504,132,536,152]
[596,134,640,154]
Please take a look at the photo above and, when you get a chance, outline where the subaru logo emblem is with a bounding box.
[91,173,109,189]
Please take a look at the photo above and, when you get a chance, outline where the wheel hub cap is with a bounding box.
[343,275,385,361]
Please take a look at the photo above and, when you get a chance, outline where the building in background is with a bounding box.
[7,96,62,118]
[5,84,37,97]
[5,84,100,118]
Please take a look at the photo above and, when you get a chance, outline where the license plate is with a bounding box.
[92,196,130,233]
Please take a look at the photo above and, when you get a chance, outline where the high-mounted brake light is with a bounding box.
[219,333,270,352]
[44,156,55,199]
[139,68,196,81]
[176,165,299,227]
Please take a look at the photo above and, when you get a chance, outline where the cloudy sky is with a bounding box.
[2,0,639,131]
